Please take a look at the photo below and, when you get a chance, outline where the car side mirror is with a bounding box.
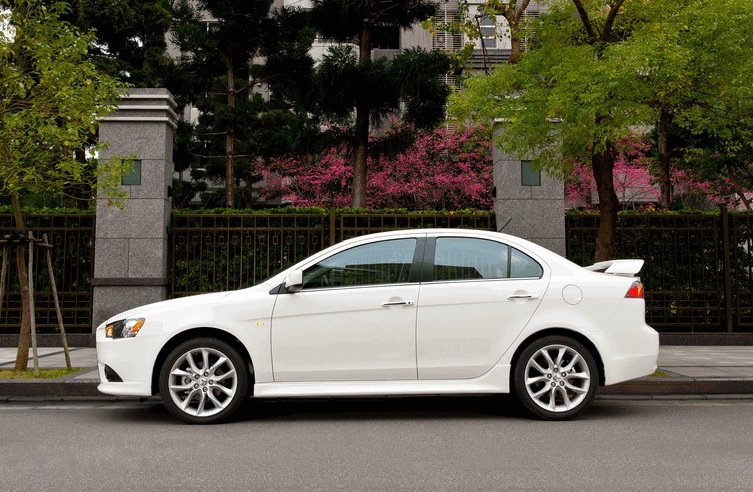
[284,270,303,293]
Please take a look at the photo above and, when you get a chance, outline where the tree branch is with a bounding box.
[602,0,626,42]
[571,0,598,43]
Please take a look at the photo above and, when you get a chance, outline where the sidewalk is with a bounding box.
[1,346,753,400]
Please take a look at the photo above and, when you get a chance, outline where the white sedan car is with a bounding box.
[96,229,658,424]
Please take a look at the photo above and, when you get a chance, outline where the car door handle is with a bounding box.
[507,294,538,300]
[381,300,415,307]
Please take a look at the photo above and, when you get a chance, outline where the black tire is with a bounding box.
[513,335,598,421]
[159,337,249,424]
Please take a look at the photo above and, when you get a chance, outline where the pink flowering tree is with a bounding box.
[671,169,747,209]
[259,125,493,210]
[565,136,752,210]
[565,137,656,208]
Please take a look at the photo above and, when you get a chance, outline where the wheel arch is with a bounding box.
[509,328,605,387]
[151,327,255,395]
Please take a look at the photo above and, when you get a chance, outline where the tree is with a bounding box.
[0,0,128,369]
[426,0,532,67]
[3,0,174,87]
[258,125,493,210]
[621,0,753,209]
[171,0,275,208]
[565,136,655,208]
[451,0,666,261]
[2,0,174,210]
[309,0,450,207]
[66,0,174,87]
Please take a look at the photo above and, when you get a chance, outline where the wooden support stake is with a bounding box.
[28,232,40,377]
[43,234,71,369]
[0,246,7,314]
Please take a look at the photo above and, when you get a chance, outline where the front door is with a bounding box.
[271,238,421,381]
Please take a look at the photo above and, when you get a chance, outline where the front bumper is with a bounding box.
[96,326,164,397]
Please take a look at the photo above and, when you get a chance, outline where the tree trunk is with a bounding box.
[352,105,369,208]
[509,35,522,65]
[225,47,236,209]
[592,147,619,262]
[10,193,31,371]
[507,13,523,65]
[656,110,672,209]
[351,19,373,208]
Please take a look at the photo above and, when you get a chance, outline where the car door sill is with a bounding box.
[253,364,511,398]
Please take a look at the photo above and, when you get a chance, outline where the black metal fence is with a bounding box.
[171,210,753,333]
[0,214,95,334]
[169,211,496,297]
[566,211,752,333]
[2,210,751,334]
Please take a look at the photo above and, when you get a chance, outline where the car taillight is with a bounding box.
[625,281,644,299]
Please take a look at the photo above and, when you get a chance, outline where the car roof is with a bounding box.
[261,227,588,289]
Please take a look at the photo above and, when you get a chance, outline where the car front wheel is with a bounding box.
[513,335,598,420]
[159,337,248,424]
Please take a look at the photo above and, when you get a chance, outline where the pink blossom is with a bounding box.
[258,126,494,210]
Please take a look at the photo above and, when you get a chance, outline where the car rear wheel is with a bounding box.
[513,335,598,420]
[159,338,248,424]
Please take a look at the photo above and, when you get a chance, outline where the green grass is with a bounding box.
[0,368,83,380]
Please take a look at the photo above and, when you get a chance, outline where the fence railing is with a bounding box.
[566,214,732,332]
[0,214,95,334]
[2,210,752,334]
[169,211,497,297]
[172,210,752,333]
[170,213,331,295]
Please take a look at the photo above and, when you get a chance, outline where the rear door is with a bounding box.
[416,235,549,379]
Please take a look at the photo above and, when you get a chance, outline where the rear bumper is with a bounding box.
[602,324,660,385]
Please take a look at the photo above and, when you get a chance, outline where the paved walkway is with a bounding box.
[1,346,752,399]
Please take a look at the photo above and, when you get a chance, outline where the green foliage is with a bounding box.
[62,0,174,87]
[0,0,130,207]
[307,0,449,207]
[173,206,330,216]
[452,0,753,194]
[450,0,651,174]
[0,205,94,214]
[450,0,753,259]
[614,0,753,197]
[170,0,316,208]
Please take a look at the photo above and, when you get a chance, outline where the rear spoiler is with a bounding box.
[584,259,644,276]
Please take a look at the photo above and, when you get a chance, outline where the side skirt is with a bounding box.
[253,364,511,398]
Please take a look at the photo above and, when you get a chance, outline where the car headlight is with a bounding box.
[105,318,146,339]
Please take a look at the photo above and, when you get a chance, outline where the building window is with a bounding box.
[121,160,142,186]
[521,160,541,186]
[478,16,497,48]
[372,24,400,50]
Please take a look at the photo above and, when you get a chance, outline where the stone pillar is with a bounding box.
[493,123,566,256]
[92,89,177,329]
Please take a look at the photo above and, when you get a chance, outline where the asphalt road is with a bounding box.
[1,396,752,491]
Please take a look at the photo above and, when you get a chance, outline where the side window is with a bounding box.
[434,238,509,281]
[302,239,416,289]
[510,247,544,278]
[433,238,543,281]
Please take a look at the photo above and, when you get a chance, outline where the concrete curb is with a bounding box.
[2,378,752,401]
[598,378,753,396]
[0,380,101,398]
